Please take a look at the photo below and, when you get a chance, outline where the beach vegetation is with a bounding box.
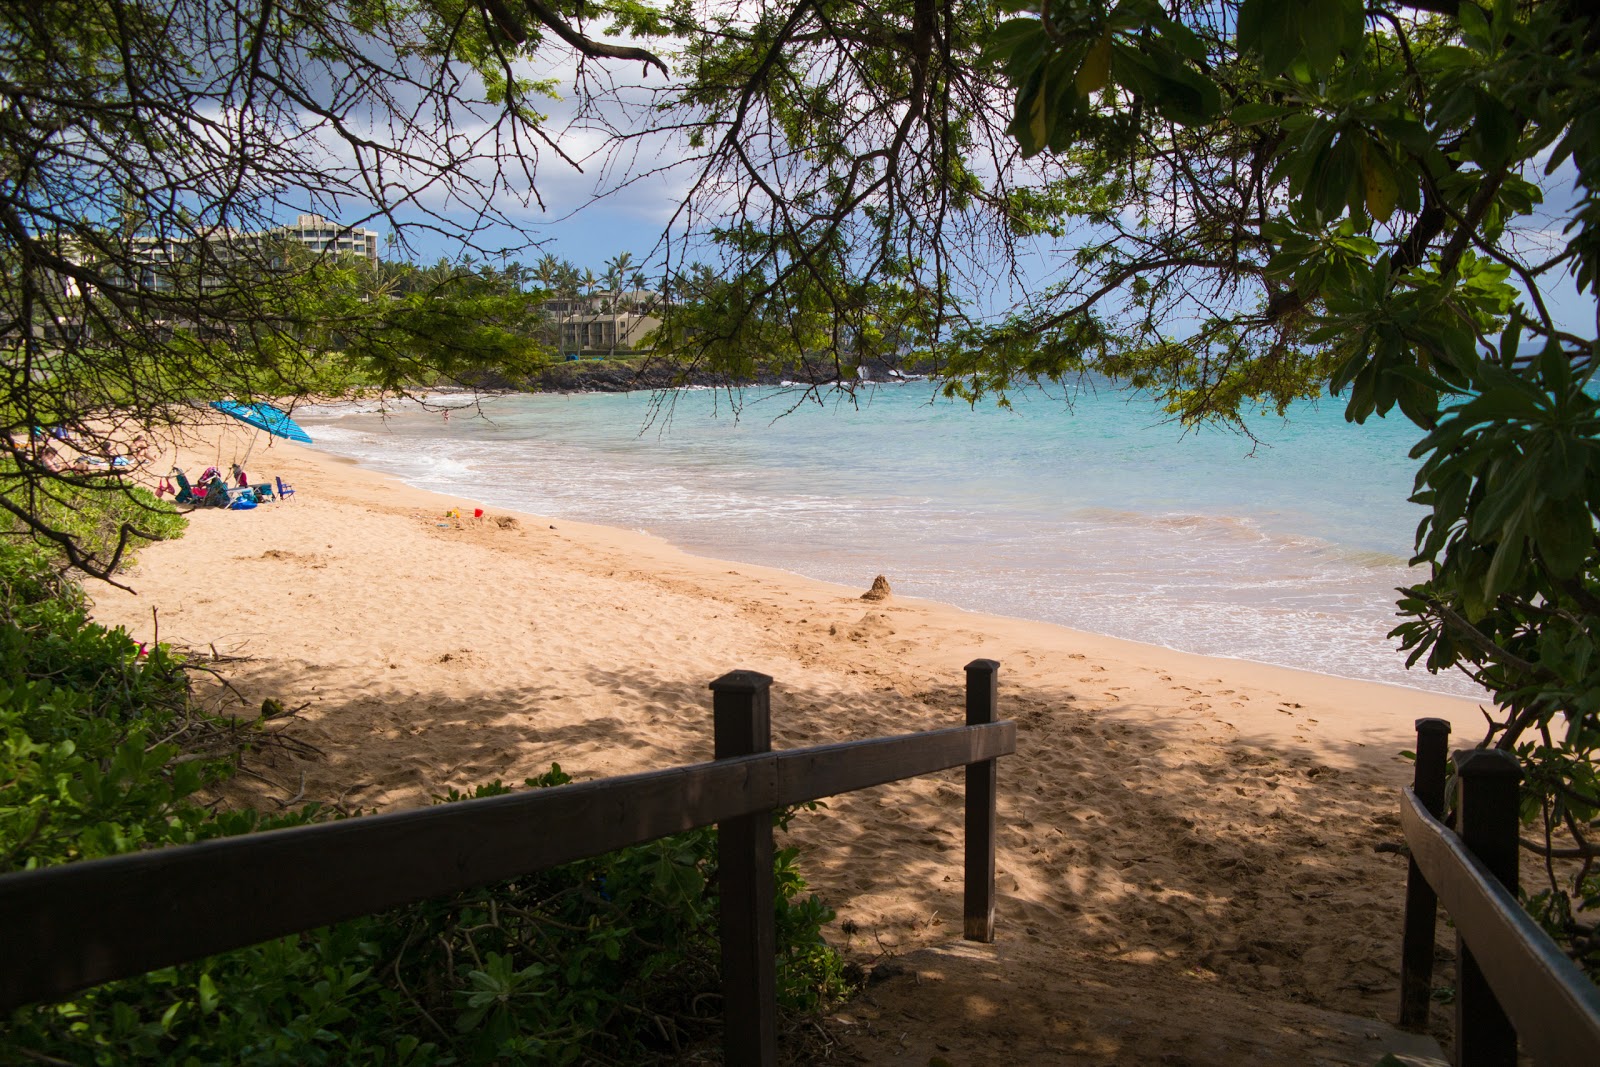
[0,455,186,579]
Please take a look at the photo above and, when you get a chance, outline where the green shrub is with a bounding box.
[2,457,186,574]
[6,769,852,1065]
[0,542,225,871]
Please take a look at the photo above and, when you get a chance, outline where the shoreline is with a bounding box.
[101,426,1489,760]
[295,399,1483,704]
[90,424,1484,1062]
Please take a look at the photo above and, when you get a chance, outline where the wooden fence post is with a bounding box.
[1398,717,1452,1030]
[710,670,777,1067]
[964,659,1000,943]
[1454,748,1522,1067]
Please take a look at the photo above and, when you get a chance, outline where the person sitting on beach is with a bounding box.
[231,463,249,487]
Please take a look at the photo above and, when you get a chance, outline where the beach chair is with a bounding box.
[206,475,231,507]
[276,476,296,501]
[171,469,200,504]
[251,481,275,503]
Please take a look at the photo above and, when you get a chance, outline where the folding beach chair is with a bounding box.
[275,476,296,501]
[170,468,200,505]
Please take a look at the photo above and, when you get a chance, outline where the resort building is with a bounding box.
[544,289,661,356]
[271,215,381,262]
[557,312,661,354]
[104,214,380,293]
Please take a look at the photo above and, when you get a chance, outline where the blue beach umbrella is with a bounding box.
[209,401,313,465]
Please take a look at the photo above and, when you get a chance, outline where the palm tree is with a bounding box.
[531,255,563,349]
[579,267,600,352]
[602,252,636,354]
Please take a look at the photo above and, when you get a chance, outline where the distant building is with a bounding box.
[96,214,380,293]
[557,312,661,354]
[544,289,661,355]
[272,214,380,262]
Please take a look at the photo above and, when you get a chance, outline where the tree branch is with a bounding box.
[482,0,669,79]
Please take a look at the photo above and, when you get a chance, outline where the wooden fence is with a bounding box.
[0,661,1015,1065]
[1397,717,1600,1065]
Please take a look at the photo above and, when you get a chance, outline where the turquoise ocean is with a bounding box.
[296,381,1481,699]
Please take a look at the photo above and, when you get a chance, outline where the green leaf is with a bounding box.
[1231,101,1292,127]
[1361,140,1400,224]
[1469,90,1518,168]
[197,972,219,1015]
[1538,338,1572,393]
[1076,31,1112,96]
[1458,1,1492,49]
[1535,494,1593,577]
[1029,83,1048,150]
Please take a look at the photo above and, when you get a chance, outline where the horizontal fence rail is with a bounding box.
[1399,783,1600,1064]
[0,715,1015,1015]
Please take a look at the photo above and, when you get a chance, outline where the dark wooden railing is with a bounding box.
[0,661,1014,1066]
[1397,717,1600,1065]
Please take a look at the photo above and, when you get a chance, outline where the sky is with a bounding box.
[357,32,1595,341]
[373,45,694,279]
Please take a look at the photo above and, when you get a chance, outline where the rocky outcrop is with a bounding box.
[465,355,941,395]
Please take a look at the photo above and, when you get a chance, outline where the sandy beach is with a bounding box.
[89,422,1484,1064]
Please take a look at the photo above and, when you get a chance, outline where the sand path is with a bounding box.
[89,427,1482,1063]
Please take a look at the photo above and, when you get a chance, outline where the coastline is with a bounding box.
[90,425,1481,1062]
[296,386,1475,700]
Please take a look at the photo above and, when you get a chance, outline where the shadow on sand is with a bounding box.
[203,657,1452,1064]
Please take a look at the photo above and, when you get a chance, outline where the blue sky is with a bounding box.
[369,43,1595,342]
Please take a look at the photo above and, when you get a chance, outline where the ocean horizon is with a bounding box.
[295,381,1483,699]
